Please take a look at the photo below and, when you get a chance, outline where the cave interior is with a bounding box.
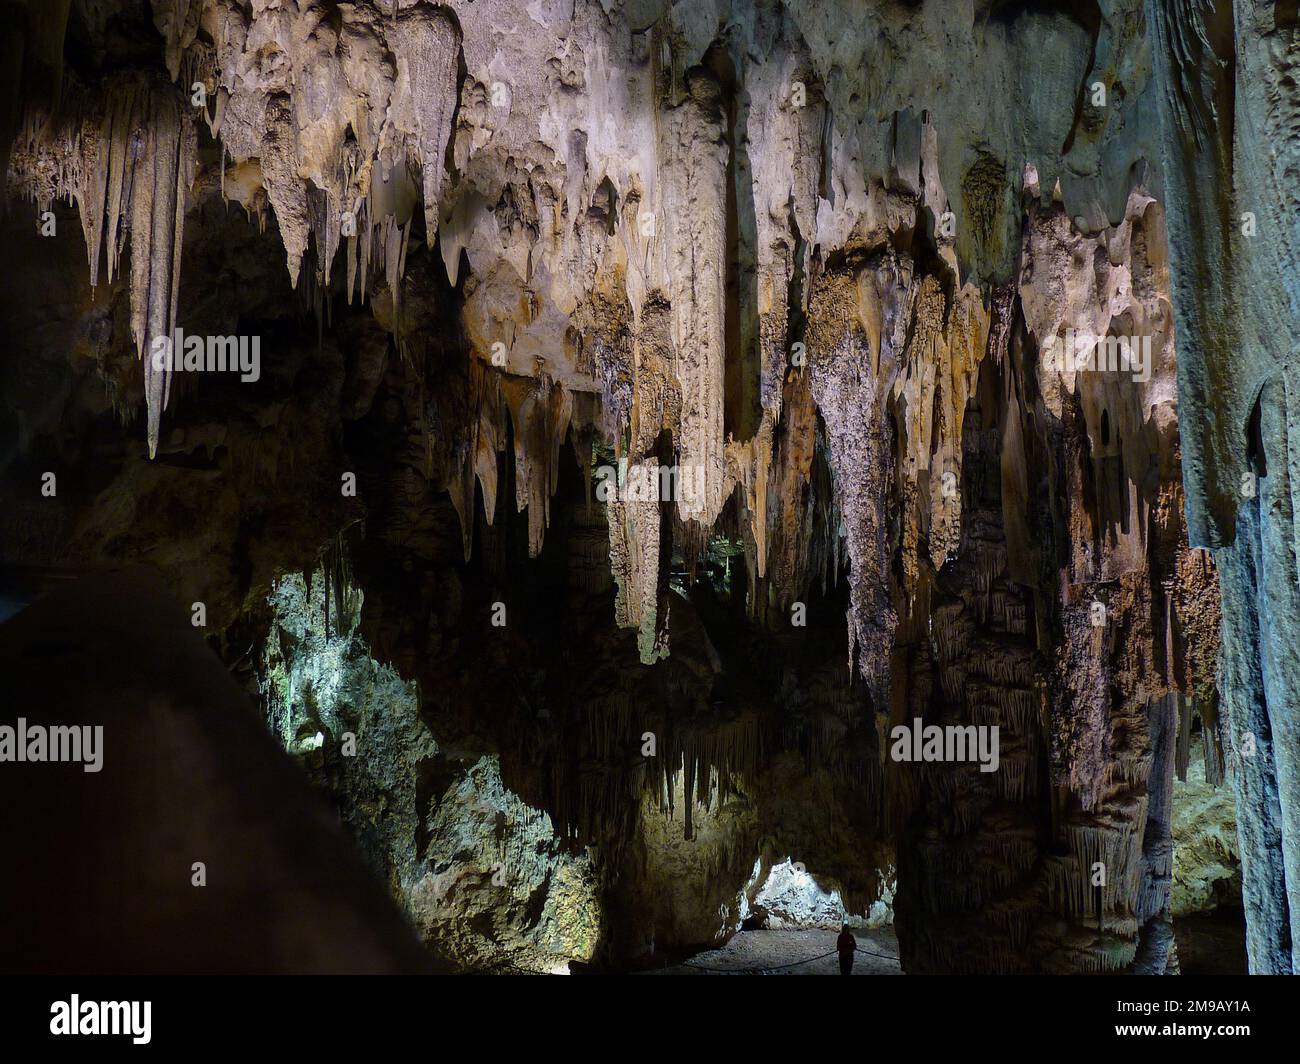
[0,0,1291,977]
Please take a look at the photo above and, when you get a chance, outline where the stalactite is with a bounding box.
[805,270,897,704]
[606,457,666,665]
[383,6,460,246]
[659,70,728,527]
[320,530,361,638]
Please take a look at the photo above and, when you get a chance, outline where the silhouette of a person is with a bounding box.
[836,923,856,975]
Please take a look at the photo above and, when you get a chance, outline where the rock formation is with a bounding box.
[0,0,1282,975]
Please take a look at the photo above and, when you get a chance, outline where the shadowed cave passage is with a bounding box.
[0,0,1277,978]
[268,427,898,971]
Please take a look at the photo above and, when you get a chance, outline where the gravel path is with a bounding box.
[644,928,902,975]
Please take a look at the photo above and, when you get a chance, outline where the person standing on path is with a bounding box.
[836,923,857,975]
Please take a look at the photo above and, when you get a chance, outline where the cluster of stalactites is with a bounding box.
[176,1,461,296]
[444,364,578,567]
[6,1,844,667]
[889,185,1216,974]
[9,76,196,458]
[542,681,875,857]
[6,2,464,454]
[539,689,757,856]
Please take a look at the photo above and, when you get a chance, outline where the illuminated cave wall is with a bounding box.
[261,563,603,972]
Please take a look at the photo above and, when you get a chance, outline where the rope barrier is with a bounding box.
[680,943,899,974]
[856,945,902,961]
[682,947,840,973]
[479,940,901,974]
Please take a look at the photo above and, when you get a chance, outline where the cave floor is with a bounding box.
[637,913,1248,974]
[645,928,902,975]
